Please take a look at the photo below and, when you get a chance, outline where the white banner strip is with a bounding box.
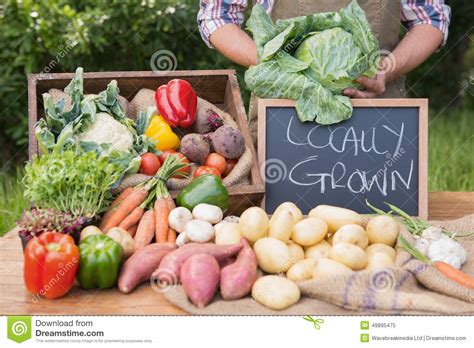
[1,316,472,347]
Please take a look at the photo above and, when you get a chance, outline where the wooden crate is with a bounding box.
[27,70,264,215]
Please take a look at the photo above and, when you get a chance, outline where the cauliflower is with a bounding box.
[78,112,133,153]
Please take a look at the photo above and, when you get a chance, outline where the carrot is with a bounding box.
[433,261,474,289]
[128,224,138,237]
[119,206,145,231]
[100,187,133,229]
[399,235,474,289]
[134,210,156,249]
[101,187,149,232]
[154,198,170,243]
[167,228,177,244]
[166,197,176,211]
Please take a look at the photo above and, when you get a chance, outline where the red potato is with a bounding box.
[220,238,257,300]
[118,243,176,294]
[180,254,220,307]
[152,242,243,284]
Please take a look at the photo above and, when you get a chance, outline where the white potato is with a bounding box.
[291,217,328,246]
[253,237,291,274]
[215,222,241,245]
[308,205,363,233]
[269,209,294,242]
[332,224,369,249]
[252,275,300,310]
[286,259,316,282]
[312,258,353,279]
[365,252,395,270]
[365,243,397,260]
[287,241,305,265]
[305,240,332,260]
[330,243,367,270]
[239,207,269,243]
[366,215,399,246]
[106,227,134,259]
[273,202,303,224]
[326,233,334,245]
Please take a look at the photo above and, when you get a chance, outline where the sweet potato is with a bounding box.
[118,243,176,294]
[180,254,220,307]
[220,238,257,300]
[152,242,243,284]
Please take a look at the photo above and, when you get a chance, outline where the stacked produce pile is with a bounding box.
[17,67,473,312]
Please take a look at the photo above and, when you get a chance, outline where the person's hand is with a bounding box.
[343,57,393,98]
[343,72,386,98]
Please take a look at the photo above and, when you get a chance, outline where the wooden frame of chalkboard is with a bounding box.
[258,98,428,219]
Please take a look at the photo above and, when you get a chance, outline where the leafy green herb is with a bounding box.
[23,150,120,219]
[366,200,474,238]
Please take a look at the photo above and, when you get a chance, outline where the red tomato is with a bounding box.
[140,153,161,176]
[205,153,227,174]
[158,149,177,164]
[223,159,238,177]
[194,166,221,178]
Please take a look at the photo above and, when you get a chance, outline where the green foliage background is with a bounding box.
[0,0,472,234]
[0,0,472,163]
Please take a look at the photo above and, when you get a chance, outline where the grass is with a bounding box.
[0,108,472,236]
[0,168,28,236]
[428,108,473,191]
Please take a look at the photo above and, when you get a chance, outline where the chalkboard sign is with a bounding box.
[258,99,428,218]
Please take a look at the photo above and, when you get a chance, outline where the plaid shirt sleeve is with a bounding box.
[401,0,451,46]
[197,0,273,48]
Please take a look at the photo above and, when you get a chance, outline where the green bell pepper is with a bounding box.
[177,174,229,212]
[77,234,122,289]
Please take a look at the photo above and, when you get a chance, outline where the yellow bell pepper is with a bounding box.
[145,115,180,151]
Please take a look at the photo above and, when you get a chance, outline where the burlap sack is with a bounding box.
[49,89,129,116]
[117,89,252,191]
[163,215,474,315]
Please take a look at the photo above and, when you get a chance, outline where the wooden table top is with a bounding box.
[1,191,472,315]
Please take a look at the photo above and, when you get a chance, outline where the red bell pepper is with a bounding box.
[24,232,79,299]
[155,79,197,128]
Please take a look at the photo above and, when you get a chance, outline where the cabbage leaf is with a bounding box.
[245,0,379,124]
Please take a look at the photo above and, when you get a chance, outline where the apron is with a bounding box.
[248,0,406,141]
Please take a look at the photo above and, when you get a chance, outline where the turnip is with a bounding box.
[211,125,245,159]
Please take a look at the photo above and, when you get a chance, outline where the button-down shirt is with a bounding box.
[197,0,451,48]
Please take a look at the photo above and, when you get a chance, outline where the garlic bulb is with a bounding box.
[427,235,467,269]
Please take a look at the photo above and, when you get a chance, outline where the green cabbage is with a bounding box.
[245,0,379,124]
